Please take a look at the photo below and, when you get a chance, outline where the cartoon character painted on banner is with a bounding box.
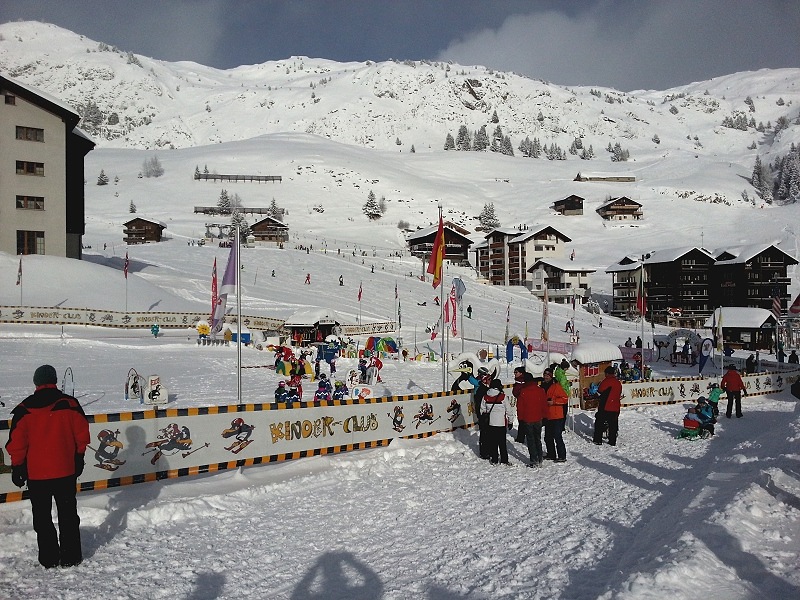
[446,399,462,423]
[679,383,686,398]
[92,429,126,471]
[413,403,440,429]
[388,405,405,432]
[689,382,701,395]
[144,422,202,465]
[221,418,256,454]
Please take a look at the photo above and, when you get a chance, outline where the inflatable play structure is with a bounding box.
[365,336,398,355]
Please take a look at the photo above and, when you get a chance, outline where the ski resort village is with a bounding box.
[0,16,799,600]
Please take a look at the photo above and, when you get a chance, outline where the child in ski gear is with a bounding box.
[289,374,303,400]
[682,406,701,432]
[313,381,331,402]
[706,382,722,417]
[274,381,287,402]
[480,380,510,465]
[332,380,349,400]
[695,397,715,435]
[5,365,90,568]
[318,373,332,393]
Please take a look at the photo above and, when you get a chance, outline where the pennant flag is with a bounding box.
[790,293,800,315]
[16,258,22,286]
[211,258,218,321]
[358,282,363,302]
[698,338,713,373]
[772,292,782,322]
[572,293,576,311]
[426,215,445,289]
[447,284,458,337]
[394,281,398,300]
[211,242,238,334]
[453,277,466,306]
[715,308,724,353]
[636,289,647,316]
[124,252,129,279]
[541,287,549,342]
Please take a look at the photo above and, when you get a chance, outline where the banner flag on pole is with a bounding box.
[772,290,782,322]
[358,282,363,302]
[211,258,218,321]
[211,242,238,334]
[446,284,458,337]
[453,277,466,306]
[398,299,402,329]
[16,258,22,286]
[123,252,129,279]
[541,287,549,342]
[636,288,647,316]
[394,281,398,300]
[426,215,445,289]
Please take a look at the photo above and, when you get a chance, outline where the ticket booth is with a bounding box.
[570,342,623,410]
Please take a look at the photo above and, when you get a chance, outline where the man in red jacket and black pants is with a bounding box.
[6,365,90,568]
[720,363,747,418]
[593,366,623,446]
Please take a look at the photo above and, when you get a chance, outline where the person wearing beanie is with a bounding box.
[5,365,90,568]
[593,365,623,446]
[480,379,511,465]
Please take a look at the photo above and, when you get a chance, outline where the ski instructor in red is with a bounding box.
[6,364,90,568]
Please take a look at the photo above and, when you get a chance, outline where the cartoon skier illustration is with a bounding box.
[413,403,439,429]
[221,417,255,454]
[143,422,194,465]
[91,429,126,471]
[446,399,462,423]
[388,405,405,432]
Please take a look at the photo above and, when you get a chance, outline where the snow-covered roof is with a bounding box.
[529,258,597,273]
[597,196,641,210]
[703,307,776,329]
[125,216,167,228]
[406,222,472,242]
[576,171,636,179]
[284,308,346,327]
[509,224,571,244]
[1,73,79,118]
[570,342,623,364]
[643,246,714,265]
[711,242,797,265]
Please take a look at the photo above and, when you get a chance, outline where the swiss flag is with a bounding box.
[789,293,800,315]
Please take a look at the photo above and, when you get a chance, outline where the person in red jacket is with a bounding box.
[720,363,747,418]
[514,369,549,467]
[5,365,90,568]
[593,366,623,446]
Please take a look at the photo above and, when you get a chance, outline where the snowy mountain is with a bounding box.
[1,20,800,297]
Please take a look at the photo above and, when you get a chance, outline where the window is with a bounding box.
[16,161,45,176]
[16,195,45,210]
[16,126,44,142]
[4,95,15,105]
[17,230,45,255]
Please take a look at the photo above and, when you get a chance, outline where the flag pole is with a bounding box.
[439,206,446,391]
[236,226,242,405]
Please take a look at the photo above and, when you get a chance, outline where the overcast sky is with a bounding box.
[2,0,798,91]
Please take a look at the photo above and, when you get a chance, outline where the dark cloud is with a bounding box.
[2,0,798,90]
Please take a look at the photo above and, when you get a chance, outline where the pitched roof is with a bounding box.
[711,242,798,265]
[703,307,776,329]
[284,308,346,327]
[528,258,597,273]
[571,342,623,364]
[642,246,714,265]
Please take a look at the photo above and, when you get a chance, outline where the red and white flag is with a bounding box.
[444,284,458,337]
[211,258,218,321]
[772,294,782,321]
[123,252,129,279]
[789,293,800,315]
[358,282,363,302]
[16,258,22,286]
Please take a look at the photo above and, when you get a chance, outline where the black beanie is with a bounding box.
[33,364,58,386]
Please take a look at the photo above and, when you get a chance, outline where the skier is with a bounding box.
[304,273,311,285]
[271,269,276,277]
[339,275,344,286]
[466,305,473,319]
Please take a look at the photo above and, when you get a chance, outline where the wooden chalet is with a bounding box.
[574,172,636,183]
[123,217,166,244]
[596,196,642,221]
[250,215,289,244]
[551,195,584,216]
[406,221,473,265]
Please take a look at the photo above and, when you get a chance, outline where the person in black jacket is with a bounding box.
[5,365,90,568]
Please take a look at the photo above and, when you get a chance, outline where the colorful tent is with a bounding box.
[365,336,398,354]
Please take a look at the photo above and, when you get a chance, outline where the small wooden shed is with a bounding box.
[570,342,623,410]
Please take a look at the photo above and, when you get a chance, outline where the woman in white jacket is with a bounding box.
[481,380,510,464]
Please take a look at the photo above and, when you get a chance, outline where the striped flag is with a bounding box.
[16,258,22,286]
[124,252,129,279]
[211,258,218,321]
[772,293,782,322]
[541,287,549,342]
[394,281,398,300]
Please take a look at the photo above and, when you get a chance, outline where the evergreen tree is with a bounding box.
[129,200,137,213]
[444,133,455,151]
[491,110,499,124]
[456,125,472,151]
[194,165,200,178]
[203,164,209,174]
[142,156,164,178]
[97,169,109,185]
[217,189,232,214]
[363,190,382,219]
[500,135,514,156]
[492,125,503,142]
[267,197,280,218]
[478,203,500,230]
[410,144,416,153]
[230,210,250,239]
[473,125,489,151]
[751,156,763,188]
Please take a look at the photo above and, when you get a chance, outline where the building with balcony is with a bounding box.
[406,221,473,266]
[123,217,166,244]
[528,258,596,304]
[250,215,289,244]
[596,196,643,221]
[551,194,584,216]
[0,75,95,258]
[474,224,571,287]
